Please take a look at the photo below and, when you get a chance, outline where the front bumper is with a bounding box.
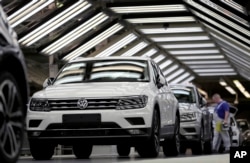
[26,108,152,145]
[179,121,201,141]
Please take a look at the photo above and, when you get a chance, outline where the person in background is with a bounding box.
[212,93,231,153]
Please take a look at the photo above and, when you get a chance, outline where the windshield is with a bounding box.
[53,60,150,85]
[171,87,196,103]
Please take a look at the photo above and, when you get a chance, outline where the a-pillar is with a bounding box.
[49,55,58,78]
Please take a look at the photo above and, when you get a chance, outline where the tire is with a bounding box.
[192,126,204,155]
[136,109,160,158]
[0,72,25,163]
[203,126,213,154]
[163,115,180,157]
[117,145,130,157]
[73,143,93,159]
[29,140,55,160]
[179,143,186,154]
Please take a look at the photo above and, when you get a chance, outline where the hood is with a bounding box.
[178,103,198,113]
[32,82,150,98]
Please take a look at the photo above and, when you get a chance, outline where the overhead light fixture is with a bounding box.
[126,16,195,23]
[177,55,224,60]
[208,28,250,56]
[63,23,123,61]
[194,68,235,73]
[159,60,173,70]
[200,0,249,27]
[180,76,195,84]
[189,65,231,69]
[161,43,216,49]
[163,65,179,76]
[184,60,228,64]
[192,10,250,45]
[184,0,250,36]
[151,36,210,42]
[42,12,109,55]
[170,72,190,84]
[198,72,237,76]
[170,49,220,55]
[220,0,247,15]
[139,27,203,34]
[219,79,227,86]
[8,0,55,28]
[110,4,187,13]
[233,80,250,98]
[225,86,236,95]
[141,48,157,57]
[153,54,166,63]
[95,33,137,57]
[19,0,91,46]
[121,42,148,56]
[166,69,185,82]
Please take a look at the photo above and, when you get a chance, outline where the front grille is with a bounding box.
[48,98,119,111]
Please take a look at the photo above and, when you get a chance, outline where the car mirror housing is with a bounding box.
[43,77,54,88]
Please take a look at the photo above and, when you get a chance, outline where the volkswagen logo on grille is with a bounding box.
[77,98,88,110]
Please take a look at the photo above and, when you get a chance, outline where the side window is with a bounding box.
[151,61,158,84]
[155,62,168,86]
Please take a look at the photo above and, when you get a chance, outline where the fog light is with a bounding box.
[128,129,144,135]
[31,132,41,137]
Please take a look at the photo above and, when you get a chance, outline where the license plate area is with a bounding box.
[63,114,101,124]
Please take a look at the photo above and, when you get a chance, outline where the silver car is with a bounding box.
[170,84,213,155]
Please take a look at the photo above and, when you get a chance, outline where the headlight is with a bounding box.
[29,98,50,111]
[180,112,197,122]
[116,95,148,110]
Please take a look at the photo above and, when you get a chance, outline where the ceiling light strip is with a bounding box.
[63,24,123,61]
[166,69,185,82]
[225,86,236,95]
[192,10,250,45]
[141,49,158,57]
[139,27,203,34]
[189,65,231,69]
[126,16,196,23]
[198,72,237,76]
[110,4,187,13]
[184,60,228,64]
[184,0,250,36]
[220,0,247,15]
[170,72,190,84]
[170,49,220,55]
[121,42,148,56]
[200,0,249,27]
[95,33,137,58]
[162,43,216,49]
[233,80,250,98]
[9,0,54,28]
[159,60,173,70]
[177,55,224,60]
[180,76,195,84]
[153,54,166,63]
[194,68,235,73]
[42,12,108,55]
[151,36,210,42]
[163,65,179,76]
[19,0,91,46]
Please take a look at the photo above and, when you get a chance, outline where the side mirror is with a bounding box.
[43,77,54,88]
[200,97,207,107]
[156,75,165,89]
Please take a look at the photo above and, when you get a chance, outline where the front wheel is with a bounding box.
[29,140,55,160]
[136,109,160,158]
[117,145,130,157]
[0,72,25,163]
[73,143,92,159]
[192,127,204,155]
[163,115,180,157]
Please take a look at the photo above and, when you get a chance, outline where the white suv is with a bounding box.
[26,57,180,160]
